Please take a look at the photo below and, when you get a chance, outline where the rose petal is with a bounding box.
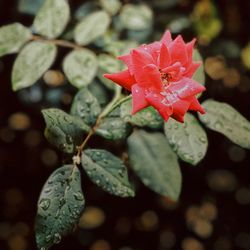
[131,50,162,89]
[161,62,182,81]
[160,30,172,45]
[168,77,206,99]
[145,91,173,121]
[185,38,196,64]
[131,84,149,114]
[172,98,190,117]
[158,43,171,69]
[103,70,136,91]
[140,41,161,62]
[188,97,205,114]
[184,62,201,78]
[142,64,162,90]
[169,35,188,65]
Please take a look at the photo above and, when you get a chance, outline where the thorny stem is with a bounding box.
[31,35,82,50]
[73,85,122,165]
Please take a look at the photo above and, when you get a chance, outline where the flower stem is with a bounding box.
[74,85,122,163]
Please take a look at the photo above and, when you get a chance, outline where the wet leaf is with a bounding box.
[164,113,208,165]
[36,165,85,249]
[70,88,101,126]
[81,149,134,197]
[63,49,97,88]
[199,100,250,149]
[127,130,182,201]
[0,23,31,57]
[120,99,163,129]
[74,11,111,45]
[96,109,131,140]
[120,4,153,30]
[88,80,109,107]
[97,53,122,89]
[193,49,205,86]
[18,0,44,15]
[100,0,121,16]
[42,108,90,154]
[104,40,138,57]
[33,0,70,39]
[12,41,57,91]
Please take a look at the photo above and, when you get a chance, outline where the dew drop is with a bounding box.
[45,234,52,243]
[199,136,207,143]
[74,192,84,201]
[39,198,51,211]
[53,233,61,244]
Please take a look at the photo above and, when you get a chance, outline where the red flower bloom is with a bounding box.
[104,30,206,122]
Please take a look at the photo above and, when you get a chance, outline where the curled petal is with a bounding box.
[118,54,133,74]
[141,64,162,90]
[168,77,206,99]
[188,97,205,114]
[140,41,161,62]
[161,62,183,81]
[160,30,172,45]
[169,35,188,65]
[131,84,149,114]
[103,70,136,91]
[145,92,173,121]
[158,43,171,69]
[184,62,201,78]
[185,38,196,64]
[171,113,185,123]
[171,99,190,122]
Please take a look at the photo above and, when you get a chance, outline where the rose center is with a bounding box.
[160,70,172,86]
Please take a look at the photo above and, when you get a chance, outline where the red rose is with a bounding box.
[104,30,206,122]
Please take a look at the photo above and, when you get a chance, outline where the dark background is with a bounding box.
[0,0,250,250]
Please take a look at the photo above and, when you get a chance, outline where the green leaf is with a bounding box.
[74,2,99,21]
[70,88,101,126]
[42,108,90,154]
[88,80,109,107]
[12,41,57,91]
[81,149,134,197]
[127,130,182,201]
[33,0,70,39]
[100,0,121,16]
[0,23,31,57]
[104,40,138,57]
[96,116,130,140]
[164,114,208,165]
[120,4,153,30]
[63,49,98,88]
[199,100,250,149]
[97,53,122,89]
[74,11,111,45]
[120,99,163,129]
[193,49,205,98]
[36,165,85,249]
[18,0,44,15]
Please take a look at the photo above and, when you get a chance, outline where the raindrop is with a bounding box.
[199,136,207,143]
[53,233,61,244]
[45,234,52,243]
[118,170,124,178]
[214,121,223,130]
[74,192,84,201]
[65,135,73,144]
[39,198,51,211]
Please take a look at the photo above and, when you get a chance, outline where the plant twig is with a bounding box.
[31,35,82,50]
[74,85,122,163]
